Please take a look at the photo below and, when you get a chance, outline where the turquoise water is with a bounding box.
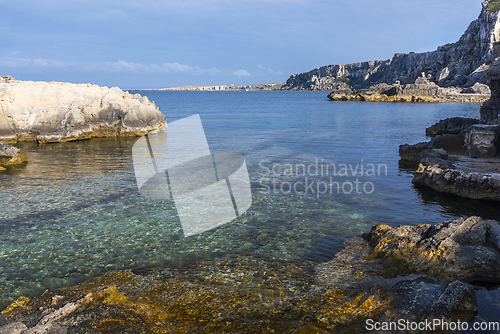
[1,91,498,311]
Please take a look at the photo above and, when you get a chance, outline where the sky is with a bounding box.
[0,0,484,89]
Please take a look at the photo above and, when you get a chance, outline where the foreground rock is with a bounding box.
[327,80,489,103]
[363,216,500,284]
[0,234,480,334]
[0,78,166,144]
[0,142,27,168]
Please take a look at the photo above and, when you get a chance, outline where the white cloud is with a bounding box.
[0,57,66,67]
[233,69,251,77]
[0,57,222,76]
[102,60,222,76]
[257,64,282,75]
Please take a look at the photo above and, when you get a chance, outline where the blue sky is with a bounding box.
[0,0,483,89]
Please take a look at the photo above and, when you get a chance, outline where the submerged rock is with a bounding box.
[363,216,500,283]
[0,241,479,334]
[0,142,27,167]
[400,141,500,201]
[0,78,166,144]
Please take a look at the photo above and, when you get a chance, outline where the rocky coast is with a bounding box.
[0,76,166,145]
[2,2,500,331]
[0,76,167,168]
[1,216,495,333]
[399,55,500,201]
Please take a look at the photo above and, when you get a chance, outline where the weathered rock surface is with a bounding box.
[283,1,500,91]
[0,238,479,334]
[363,216,500,284]
[316,239,477,325]
[465,124,500,158]
[398,143,500,201]
[0,142,27,167]
[0,78,166,144]
[399,142,431,164]
[413,161,500,201]
[327,80,489,103]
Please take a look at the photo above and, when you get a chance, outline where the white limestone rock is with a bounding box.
[0,79,166,144]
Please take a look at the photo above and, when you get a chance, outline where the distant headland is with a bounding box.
[134,82,285,92]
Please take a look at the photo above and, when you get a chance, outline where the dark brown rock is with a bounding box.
[425,117,480,137]
[399,142,430,164]
[465,124,500,158]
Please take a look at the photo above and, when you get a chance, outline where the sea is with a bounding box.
[1,91,499,329]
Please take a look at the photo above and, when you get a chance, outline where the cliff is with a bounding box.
[282,1,500,91]
[0,77,167,144]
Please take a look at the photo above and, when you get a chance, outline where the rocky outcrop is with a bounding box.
[0,78,166,144]
[363,216,500,283]
[327,80,490,103]
[425,117,481,137]
[283,1,500,91]
[0,142,27,168]
[399,143,500,201]
[413,160,500,201]
[398,68,500,199]
[0,76,15,84]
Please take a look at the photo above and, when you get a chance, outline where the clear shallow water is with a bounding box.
[1,92,499,314]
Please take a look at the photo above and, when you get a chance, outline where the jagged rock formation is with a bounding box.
[282,1,500,91]
[363,216,500,283]
[327,80,490,102]
[412,156,500,201]
[0,78,167,144]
